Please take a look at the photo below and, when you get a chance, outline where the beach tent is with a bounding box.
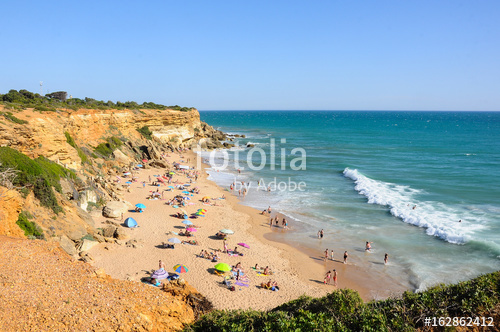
[125,217,138,228]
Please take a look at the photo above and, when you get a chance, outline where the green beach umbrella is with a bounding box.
[214,263,231,272]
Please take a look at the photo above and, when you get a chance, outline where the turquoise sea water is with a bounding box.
[199,111,500,293]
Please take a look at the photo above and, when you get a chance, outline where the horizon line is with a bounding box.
[198,109,500,112]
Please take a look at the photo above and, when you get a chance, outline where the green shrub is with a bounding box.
[1,111,28,124]
[34,105,56,112]
[185,272,500,332]
[94,136,123,158]
[136,126,153,140]
[0,147,78,213]
[64,131,89,164]
[16,211,44,239]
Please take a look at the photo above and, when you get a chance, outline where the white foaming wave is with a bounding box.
[343,168,485,244]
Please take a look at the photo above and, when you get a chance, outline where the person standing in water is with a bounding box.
[330,250,334,261]
[384,253,389,265]
[332,269,337,286]
[324,249,329,261]
[365,241,373,251]
[343,251,348,264]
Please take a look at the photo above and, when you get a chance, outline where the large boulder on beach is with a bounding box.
[149,160,169,168]
[114,227,129,240]
[102,226,117,238]
[112,149,131,164]
[102,201,128,218]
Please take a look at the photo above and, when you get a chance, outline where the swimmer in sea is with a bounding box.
[365,241,373,251]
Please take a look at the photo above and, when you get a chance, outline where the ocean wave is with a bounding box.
[343,168,485,244]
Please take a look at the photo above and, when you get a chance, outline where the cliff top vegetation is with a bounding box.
[0,89,195,112]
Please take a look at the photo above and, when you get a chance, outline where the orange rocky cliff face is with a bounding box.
[0,106,203,170]
[0,188,25,238]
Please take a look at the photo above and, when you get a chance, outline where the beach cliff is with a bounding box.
[0,104,225,251]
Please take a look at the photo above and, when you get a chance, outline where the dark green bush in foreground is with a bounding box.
[185,272,500,331]
[0,147,77,214]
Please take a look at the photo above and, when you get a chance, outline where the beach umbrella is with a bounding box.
[123,172,131,175]
[220,229,234,235]
[151,269,168,280]
[202,196,210,200]
[137,164,143,167]
[169,172,175,175]
[168,186,175,189]
[125,181,132,184]
[173,264,188,273]
[142,159,148,163]
[186,228,197,232]
[182,220,193,225]
[184,184,191,187]
[168,237,181,244]
[182,191,189,194]
[238,243,250,249]
[135,203,146,209]
[214,263,231,272]
[183,197,191,200]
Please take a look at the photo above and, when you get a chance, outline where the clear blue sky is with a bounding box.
[1,1,499,110]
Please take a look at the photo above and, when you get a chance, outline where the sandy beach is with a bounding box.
[89,150,405,311]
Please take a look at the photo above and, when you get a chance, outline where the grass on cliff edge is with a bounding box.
[0,147,78,214]
[184,271,500,332]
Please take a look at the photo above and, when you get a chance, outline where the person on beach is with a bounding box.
[343,251,348,264]
[324,271,331,284]
[333,269,337,286]
[270,218,273,228]
[318,229,324,239]
[263,266,270,275]
[330,250,334,261]
[324,249,329,261]
[267,206,272,214]
[365,241,373,251]
[223,240,228,253]
[384,253,389,265]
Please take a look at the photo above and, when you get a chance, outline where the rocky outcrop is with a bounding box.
[0,106,204,170]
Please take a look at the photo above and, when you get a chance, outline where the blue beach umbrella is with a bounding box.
[182,191,189,194]
[137,164,143,167]
[125,181,132,184]
[183,197,191,200]
[135,203,146,209]
[182,220,193,225]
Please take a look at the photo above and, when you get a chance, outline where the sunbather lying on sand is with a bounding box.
[260,280,279,291]
[182,239,199,245]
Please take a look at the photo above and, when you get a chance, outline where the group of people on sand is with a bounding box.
[261,279,279,291]
[199,250,220,262]
[323,269,337,286]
